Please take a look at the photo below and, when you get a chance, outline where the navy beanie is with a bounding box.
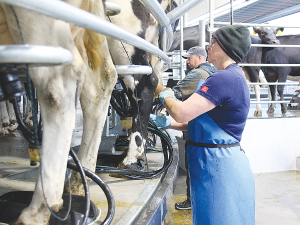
[213,25,251,63]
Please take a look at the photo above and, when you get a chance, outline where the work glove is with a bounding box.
[149,114,171,129]
[158,88,176,106]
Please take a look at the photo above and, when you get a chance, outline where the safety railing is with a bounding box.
[248,82,299,104]
[0,0,171,65]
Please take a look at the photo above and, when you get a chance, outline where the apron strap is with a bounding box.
[186,139,240,148]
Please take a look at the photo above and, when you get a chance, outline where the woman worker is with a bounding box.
[157,25,255,224]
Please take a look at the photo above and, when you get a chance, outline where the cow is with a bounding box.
[242,26,283,117]
[260,34,300,114]
[105,0,173,171]
[1,1,117,224]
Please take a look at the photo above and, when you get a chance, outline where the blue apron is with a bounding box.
[187,113,255,225]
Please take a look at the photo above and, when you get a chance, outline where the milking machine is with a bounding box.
[95,76,174,180]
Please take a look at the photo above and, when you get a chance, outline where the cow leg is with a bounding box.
[0,101,10,135]
[119,72,159,170]
[6,100,18,133]
[15,61,85,224]
[24,96,34,129]
[276,84,286,114]
[276,68,289,114]
[253,84,262,117]
[242,66,262,117]
[267,84,276,114]
[67,63,117,195]
[2,4,87,224]
[66,12,117,192]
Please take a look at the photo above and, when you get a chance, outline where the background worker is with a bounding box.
[155,25,255,224]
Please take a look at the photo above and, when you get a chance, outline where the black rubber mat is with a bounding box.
[0,191,99,225]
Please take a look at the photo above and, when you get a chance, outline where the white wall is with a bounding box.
[241,117,300,173]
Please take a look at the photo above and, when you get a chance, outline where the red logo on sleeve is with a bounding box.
[201,86,209,92]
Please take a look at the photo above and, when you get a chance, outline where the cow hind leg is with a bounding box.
[67,56,117,195]
[6,100,18,133]
[267,85,276,114]
[277,84,287,114]
[119,72,159,171]
[13,65,82,225]
[253,84,262,117]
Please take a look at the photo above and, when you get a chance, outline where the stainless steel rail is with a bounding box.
[0,0,170,65]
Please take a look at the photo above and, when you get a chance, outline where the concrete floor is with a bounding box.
[165,168,300,225]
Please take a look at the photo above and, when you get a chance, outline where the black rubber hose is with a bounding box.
[96,126,173,180]
[67,162,115,225]
[11,98,35,143]
[68,149,90,225]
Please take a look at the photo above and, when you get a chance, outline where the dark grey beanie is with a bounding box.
[213,25,251,63]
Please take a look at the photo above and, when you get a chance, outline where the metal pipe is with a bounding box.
[251,101,290,104]
[239,63,300,67]
[215,22,300,29]
[209,0,214,34]
[230,0,233,25]
[198,20,206,48]
[0,45,73,66]
[162,28,167,52]
[251,44,300,48]
[180,0,184,80]
[248,82,298,86]
[0,0,170,65]
[167,0,204,24]
[115,65,152,75]
[139,0,173,51]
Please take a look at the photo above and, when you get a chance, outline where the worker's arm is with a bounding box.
[160,91,216,123]
[149,114,188,131]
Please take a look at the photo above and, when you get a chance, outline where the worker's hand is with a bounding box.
[158,88,176,106]
[149,114,171,129]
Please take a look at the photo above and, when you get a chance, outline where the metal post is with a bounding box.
[180,0,184,80]
[162,27,167,52]
[209,0,214,34]
[199,20,206,48]
[230,0,233,25]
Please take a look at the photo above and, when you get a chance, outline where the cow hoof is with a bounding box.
[118,161,144,171]
[109,161,144,178]
[8,123,18,133]
[267,108,275,114]
[254,110,262,117]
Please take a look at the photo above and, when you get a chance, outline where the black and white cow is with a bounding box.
[106,0,174,171]
[242,26,283,117]
[260,34,300,114]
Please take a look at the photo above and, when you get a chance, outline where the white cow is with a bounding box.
[1,0,117,224]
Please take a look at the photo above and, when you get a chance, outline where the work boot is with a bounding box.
[175,199,191,210]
